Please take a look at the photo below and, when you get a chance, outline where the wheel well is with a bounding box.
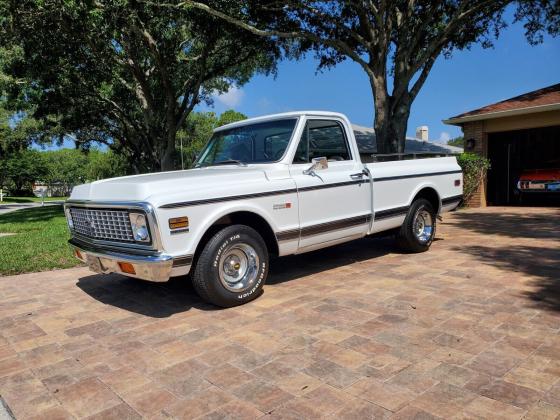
[413,187,440,213]
[196,211,279,259]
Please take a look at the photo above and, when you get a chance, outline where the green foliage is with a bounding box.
[456,153,491,205]
[1,0,280,171]
[216,110,248,127]
[0,149,47,195]
[86,149,128,181]
[0,148,129,195]
[177,109,247,168]
[0,206,79,275]
[41,149,89,196]
[448,136,464,147]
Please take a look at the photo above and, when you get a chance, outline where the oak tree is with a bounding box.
[1,0,280,171]
[185,0,558,154]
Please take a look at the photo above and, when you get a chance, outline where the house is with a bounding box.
[444,83,560,207]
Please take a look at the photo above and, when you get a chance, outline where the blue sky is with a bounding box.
[203,18,560,143]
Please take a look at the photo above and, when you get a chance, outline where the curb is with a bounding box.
[0,396,14,420]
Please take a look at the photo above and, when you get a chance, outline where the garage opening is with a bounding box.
[487,125,560,206]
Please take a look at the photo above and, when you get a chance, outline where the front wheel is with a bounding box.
[192,225,268,307]
[396,198,437,253]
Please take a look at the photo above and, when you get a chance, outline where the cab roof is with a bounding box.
[214,111,348,132]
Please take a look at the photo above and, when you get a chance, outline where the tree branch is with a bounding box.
[409,55,436,100]
[180,1,372,71]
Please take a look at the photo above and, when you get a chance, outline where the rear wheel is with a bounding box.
[396,198,436,253]
[192,225,268,307]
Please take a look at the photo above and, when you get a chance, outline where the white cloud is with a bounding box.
[215,86,244,108]
[438,131,451,143]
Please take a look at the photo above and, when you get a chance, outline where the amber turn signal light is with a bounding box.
[118,262,136,275]
[169,216,189,230]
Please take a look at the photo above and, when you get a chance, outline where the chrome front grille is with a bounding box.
[69,207,134,242]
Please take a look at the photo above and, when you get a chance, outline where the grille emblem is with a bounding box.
[84,217,94,235]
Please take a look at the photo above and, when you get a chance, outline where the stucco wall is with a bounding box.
[483,109,560,133]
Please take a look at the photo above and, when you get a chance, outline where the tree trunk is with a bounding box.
[371,77,411,155]
[160,127,177,172]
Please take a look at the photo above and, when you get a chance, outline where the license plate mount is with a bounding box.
[86,254,104,273]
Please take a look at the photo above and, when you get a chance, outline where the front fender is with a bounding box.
[189,203,280,254]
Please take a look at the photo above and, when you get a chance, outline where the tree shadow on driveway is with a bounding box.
[76,236,398,317]
[452,208,560,312]
[451,209,560,239]
[455,244,560,312]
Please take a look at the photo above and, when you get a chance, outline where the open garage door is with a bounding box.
[487,125,560,206]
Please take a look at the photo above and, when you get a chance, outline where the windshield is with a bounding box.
[196,118,297,167]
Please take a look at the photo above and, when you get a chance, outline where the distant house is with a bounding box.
[444,83,560,207]
[352,124,463,157]
[33,182,70,197]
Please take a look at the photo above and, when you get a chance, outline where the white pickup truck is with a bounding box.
[65,111,462,307]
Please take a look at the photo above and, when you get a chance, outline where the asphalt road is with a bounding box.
[0,201,64,216]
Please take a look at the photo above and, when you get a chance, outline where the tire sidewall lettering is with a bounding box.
[237,261,266,300]
[210,231,266,301]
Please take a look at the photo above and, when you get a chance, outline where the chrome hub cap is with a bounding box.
[218,243,259,292]
[413,209,434,243]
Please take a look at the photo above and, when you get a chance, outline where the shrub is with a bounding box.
[456,153,491,206]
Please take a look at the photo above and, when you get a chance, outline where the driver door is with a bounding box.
[290,118,371,250]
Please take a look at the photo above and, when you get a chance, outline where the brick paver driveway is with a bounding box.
[1,207,559,419]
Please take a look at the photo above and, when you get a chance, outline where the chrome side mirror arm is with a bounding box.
[303,156,328,176]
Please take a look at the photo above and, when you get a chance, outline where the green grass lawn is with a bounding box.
[0,205,82,275]
[0,196,67,204]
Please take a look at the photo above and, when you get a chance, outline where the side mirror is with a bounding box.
[303,156,328,175]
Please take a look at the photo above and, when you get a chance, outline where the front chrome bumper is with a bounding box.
[69,238,191,282]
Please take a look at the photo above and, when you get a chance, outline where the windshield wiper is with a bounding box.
[195,159,248,168]
[210,159,247,167]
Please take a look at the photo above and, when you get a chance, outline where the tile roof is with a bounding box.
[448,83,560,120]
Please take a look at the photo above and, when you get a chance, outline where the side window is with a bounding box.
[293,120,351,163]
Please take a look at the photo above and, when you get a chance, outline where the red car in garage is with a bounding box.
[517,168,560,193]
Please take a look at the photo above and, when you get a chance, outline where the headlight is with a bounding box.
[129,212,150,242]
[65,208,74,229]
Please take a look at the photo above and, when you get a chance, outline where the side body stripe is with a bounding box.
[158,170,462,209]
[276,214,371,242]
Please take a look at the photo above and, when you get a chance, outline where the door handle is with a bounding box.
[350,172,365,179]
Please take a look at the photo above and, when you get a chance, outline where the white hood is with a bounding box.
[70,167,271,204]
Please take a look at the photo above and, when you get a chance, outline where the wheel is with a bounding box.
[192,225,268,307]
[396,198,436,253]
